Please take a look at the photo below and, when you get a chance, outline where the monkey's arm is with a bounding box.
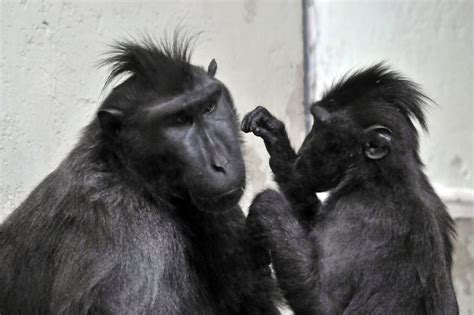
[247,190,320,314]
[245,240,282,315]
[51,224,210,315]
[230,207,282,315]
[48,199,201,315]
[242,106,321,224]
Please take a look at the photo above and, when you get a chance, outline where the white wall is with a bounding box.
[0,0,305,221]
[305,0,473,313]
[307,0,473,192]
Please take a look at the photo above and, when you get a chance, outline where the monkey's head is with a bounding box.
[97,36,245,211]
[295,64,428,192]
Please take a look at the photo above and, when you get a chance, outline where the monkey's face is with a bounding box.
[295,107,358,192]
[98,67,245,212]
[145,81,245,211]
[295,103,393,192]
[133,81,245,211]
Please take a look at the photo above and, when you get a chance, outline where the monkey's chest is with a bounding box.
[312,217,392,309]
[312,219,373,309]
[185,229,255,312]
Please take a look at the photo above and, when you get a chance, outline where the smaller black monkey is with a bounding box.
[242,64,458,314]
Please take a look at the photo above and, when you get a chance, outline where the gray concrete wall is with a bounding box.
[0,0,305,220]
[304,0,473,313]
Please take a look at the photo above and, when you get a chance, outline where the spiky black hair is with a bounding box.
[100,31,198,94]
[319,63,431,157]
[322,63,430,132]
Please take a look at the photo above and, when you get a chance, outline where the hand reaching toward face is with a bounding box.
[241,106,286,145]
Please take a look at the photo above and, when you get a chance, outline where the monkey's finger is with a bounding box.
[241,110,258,132]
[253,127,275,142]
[249,110,272,133]
[241,113,251,132]
[241,106,264,132]
[254,106,276,124]
[245,109,266,133]
[254,109,280,133]
[254,105,271,117]
[242,106,277,135]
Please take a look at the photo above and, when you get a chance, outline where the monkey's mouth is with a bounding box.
[191,187,244,212]
[212,187,243,199]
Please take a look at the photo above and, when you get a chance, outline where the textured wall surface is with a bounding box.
[453,218,474,315]
[0,0,305,222]
[305,0,473,313]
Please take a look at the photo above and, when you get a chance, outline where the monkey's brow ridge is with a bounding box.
[147,82,221,116]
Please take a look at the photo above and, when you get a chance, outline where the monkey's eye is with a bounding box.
[175,113,190,125]
[205,102,216,113]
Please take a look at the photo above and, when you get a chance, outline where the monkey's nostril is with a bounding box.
[211,157,230,173]
[212,164,226,173]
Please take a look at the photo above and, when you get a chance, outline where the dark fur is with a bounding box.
[0,35,279,314]
[242,64,458,314]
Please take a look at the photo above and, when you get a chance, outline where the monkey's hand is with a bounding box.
[248,190,319,313]
[241,106,297,180]
[241,106,287,146]
[247,189,291,252]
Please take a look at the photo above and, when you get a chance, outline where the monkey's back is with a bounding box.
[312,185,458,314]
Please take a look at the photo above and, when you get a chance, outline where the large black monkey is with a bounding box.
[0,36,279,314]
[242,64,458,314]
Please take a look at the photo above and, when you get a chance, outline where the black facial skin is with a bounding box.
[121,78,246,211]
[242,64,458,314]
[0,36,280,314]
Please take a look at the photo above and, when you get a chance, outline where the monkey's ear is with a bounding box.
[362,125,392,160]
[207,59,217,76]
[98,109,124,138]
[311,105,331,122]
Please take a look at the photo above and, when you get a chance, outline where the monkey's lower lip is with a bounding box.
[208,187,243,200]
[192,186,243,204]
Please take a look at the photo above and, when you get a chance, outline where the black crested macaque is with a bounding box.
[242,64,458,314]
[0,35,279,314]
